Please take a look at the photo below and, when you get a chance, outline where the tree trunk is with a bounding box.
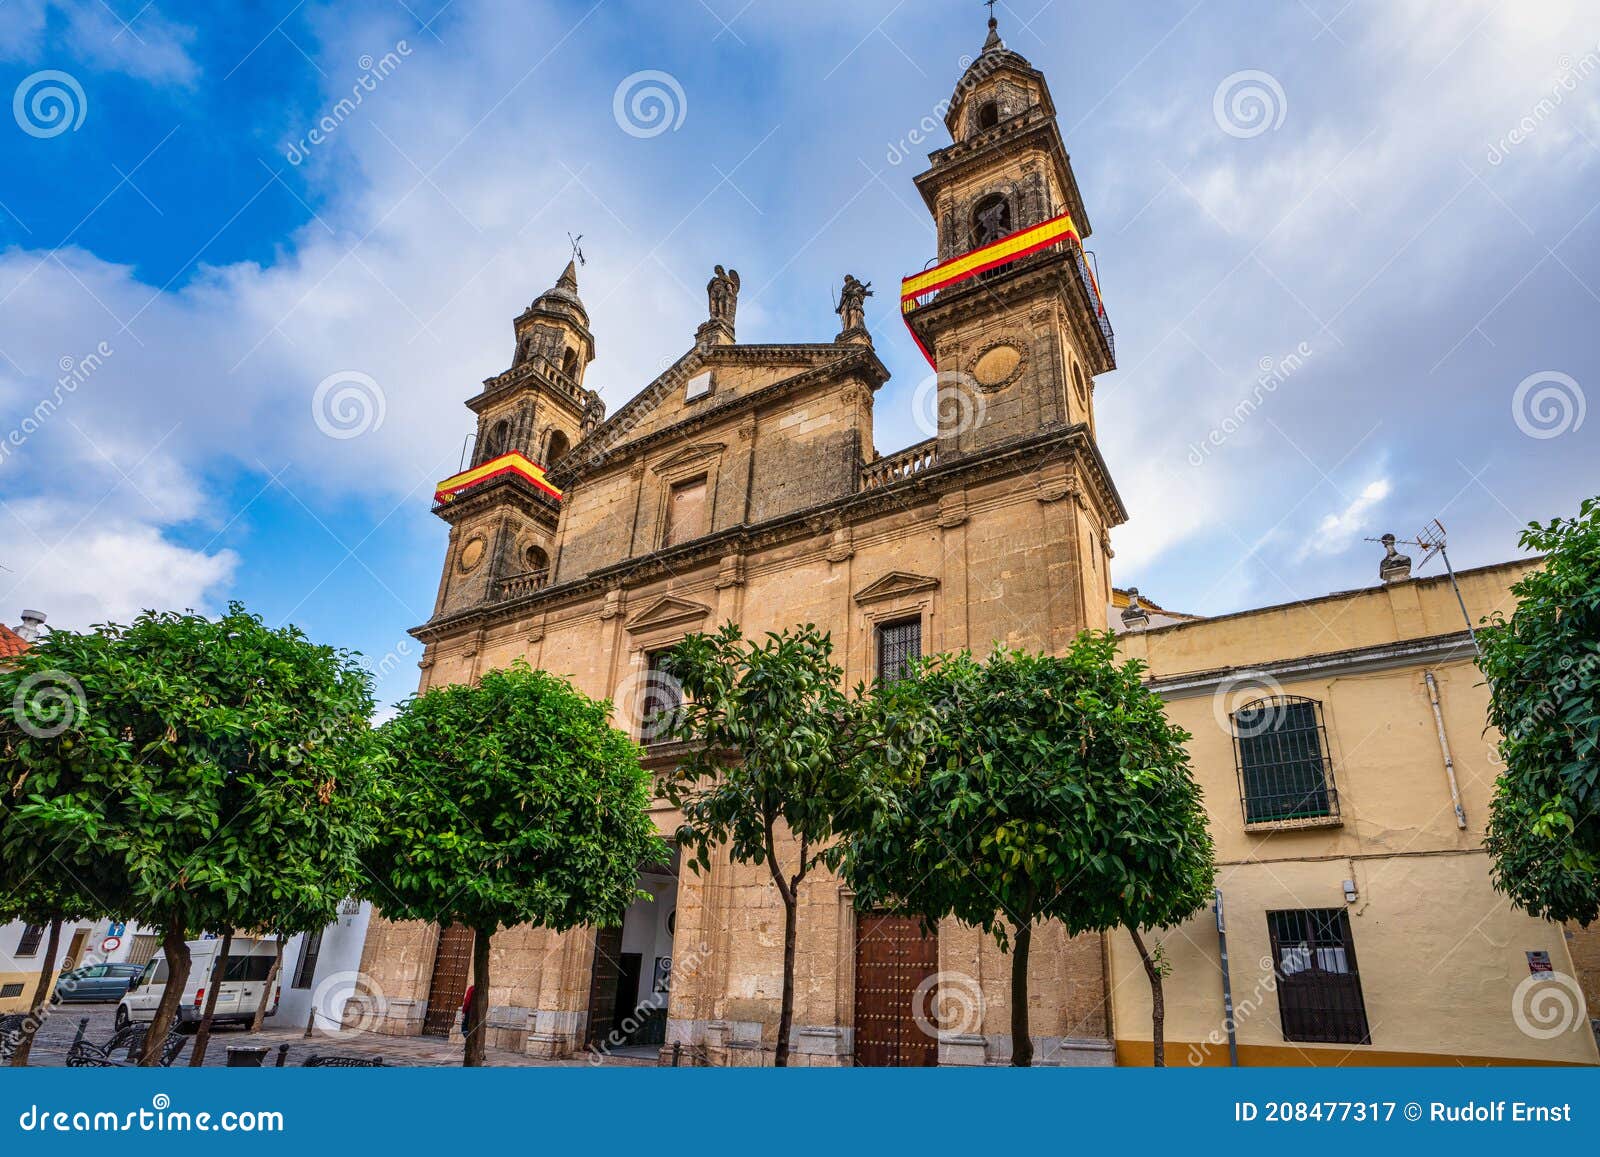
[7,916,63,1067]
[463,927,489,1068]
[1009,918,1033,1067]
[188,929,232,1066]
[1128,927,1165,1067]
[250,937,284,1032]
[140,918,191,1066]
[775,888,798,1068]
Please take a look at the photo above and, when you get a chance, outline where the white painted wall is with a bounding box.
[268,901,374,1030]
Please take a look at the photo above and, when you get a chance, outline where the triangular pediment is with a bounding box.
[854,571,940,606]
[651,442,725,475]
[624,595,713,633]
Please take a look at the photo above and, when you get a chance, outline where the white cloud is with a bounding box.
[0,498,236,628]
[0,0,199,85]
[1299,479,1392,560]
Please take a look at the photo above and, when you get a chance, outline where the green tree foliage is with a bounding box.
[0,604,381,1064]
[367,662,665,1066]
[1482,496,1600,926]
[842,636,1214,1066]
[660,623,862,1067]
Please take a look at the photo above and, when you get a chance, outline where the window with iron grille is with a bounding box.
[0,983,23,998]
[15,925,44,957]
[640,650,683,744]
[292,927,323,990]
[876,618,922,683]
[1233,696,1339,824]
[1267,908,1371,1045]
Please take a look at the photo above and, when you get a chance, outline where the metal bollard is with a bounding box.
[275,1043,290,1067]
[303,1005,316,1039]
[671,1041,682,1067]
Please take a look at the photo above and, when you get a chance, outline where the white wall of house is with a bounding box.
[267,900,374,1030]
[0,917,157,1010]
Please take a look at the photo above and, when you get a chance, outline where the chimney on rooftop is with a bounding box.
[15,610,46,641]
[1120,588,1150,631]
[1378,535,1412,584]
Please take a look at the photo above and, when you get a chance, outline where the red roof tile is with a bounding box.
[0,623,30,659]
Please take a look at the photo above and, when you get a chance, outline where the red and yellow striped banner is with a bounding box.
[434,451,562,506]
[900,212,1099,367]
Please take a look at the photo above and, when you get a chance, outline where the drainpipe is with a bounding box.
[1214,889,1238,1067]
[1424,670,1468,830]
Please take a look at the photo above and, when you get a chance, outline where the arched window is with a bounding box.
[1232,696,1339,825]
[1072,361,1089,407]
[971,193,1012,249]
[545,429,570,468]
[523,544,549,578]
[976,100,1000,130]
[561,347,580,380]
[483,419,510,461]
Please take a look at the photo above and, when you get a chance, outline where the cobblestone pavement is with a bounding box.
[11,1003,656,1068]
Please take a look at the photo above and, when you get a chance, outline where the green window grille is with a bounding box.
[1233,696,1338,823]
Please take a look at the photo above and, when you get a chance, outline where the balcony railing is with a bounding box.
[498,569,549,599]
[903,240,1115,363]
[860,439,937,490]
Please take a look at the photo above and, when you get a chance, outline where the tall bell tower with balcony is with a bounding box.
[902,15,1115,459]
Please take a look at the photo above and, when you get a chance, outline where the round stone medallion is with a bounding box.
[973,342,1024,389]
[458,535,486,573]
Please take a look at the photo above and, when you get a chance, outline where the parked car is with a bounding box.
[52,963,146,1003]
[116,938,280,1032]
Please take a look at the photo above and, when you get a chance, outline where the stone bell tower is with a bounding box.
[903,15,1115,459]
[427,260,607,627]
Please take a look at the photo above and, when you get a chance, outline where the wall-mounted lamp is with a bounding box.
[1342,879,1359,904]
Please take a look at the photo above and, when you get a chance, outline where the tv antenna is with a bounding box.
[567,233,586,267]
[1368,519,1479,655]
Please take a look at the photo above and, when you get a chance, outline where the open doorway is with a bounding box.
[586,855,678,1057]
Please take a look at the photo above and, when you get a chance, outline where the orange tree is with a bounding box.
[1482,496,1600,926]
[659,624,862,1067]
[365,662,666,1066]
[0,606,381,1065]
[841,636,1214,1066]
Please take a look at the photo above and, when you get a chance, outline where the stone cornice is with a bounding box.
[411,424,1125,644]
[1144,632,1480,699]
[905,247,1112,375]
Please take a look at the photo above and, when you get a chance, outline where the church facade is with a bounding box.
[348,18,1599,1066]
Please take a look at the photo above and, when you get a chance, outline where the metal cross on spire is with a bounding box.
[983,0,999,20]
[567,232,585,266]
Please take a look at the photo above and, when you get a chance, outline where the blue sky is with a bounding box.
[0,0,1596,711]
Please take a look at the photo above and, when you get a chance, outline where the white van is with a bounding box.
[116,937,281,1032]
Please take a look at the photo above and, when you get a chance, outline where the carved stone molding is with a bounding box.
[854,571,940,606]
[599,588,624,621]
[938,492,969,529]
[624,595,712,634]
[825,525,855,564]
[714,554,747,589]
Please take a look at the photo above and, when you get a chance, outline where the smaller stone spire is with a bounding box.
[972,2,998,51]
[556,259,579,295]
[1120,588,1150,630]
